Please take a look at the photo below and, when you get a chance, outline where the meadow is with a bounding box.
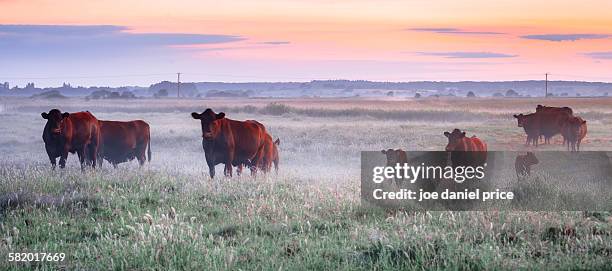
[0,96,611,270]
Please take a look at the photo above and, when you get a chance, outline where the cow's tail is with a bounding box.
[147,139,152,162]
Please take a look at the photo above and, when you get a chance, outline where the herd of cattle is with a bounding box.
[40,104,585,178]
[41,108,279,177]
[381,104,587,181]
[513,105,587,151]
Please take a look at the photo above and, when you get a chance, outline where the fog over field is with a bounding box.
[1,97,611,269]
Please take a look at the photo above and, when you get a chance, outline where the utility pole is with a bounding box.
[177,72,181,98]
[545,73,548,98]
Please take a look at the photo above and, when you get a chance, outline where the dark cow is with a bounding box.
[98,120,151,168]
[513,113,540,146]
[443,129,487,166]
[515,152,538,180]
[561,116,587,152]
[255,135,280,173]
[41,109,100,170]
[539,110,572,144]
[191,109,267,178]
[381,149,408,186]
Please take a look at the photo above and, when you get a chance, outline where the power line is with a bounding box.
[177,72,181,98]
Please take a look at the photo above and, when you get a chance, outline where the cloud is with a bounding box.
[0,24,245,58]
[414,51,518,59]
[408,27,504,35]
[258,41,290,45]
[521,34,610,41]
[584,51,612,59]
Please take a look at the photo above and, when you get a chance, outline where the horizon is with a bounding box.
[4,78,612,89]
[2,1,612,87]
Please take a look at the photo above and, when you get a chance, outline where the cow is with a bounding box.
[191,109,267,178]
[443,129,487,167]
[561,116,587,152]
[537,110,572,144]
[513,113,540,146]
[41,109,100,170]
[97,120,151,168]
[515,152,538,180]
[254,135,280,173]
[381,149,408,186]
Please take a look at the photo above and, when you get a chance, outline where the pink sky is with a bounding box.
[1,0,612,86]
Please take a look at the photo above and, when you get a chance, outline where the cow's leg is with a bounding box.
[236,164,243,176]
[88,143,97,169]
[224,162,233,177]
[207,162,215,178]
[77,148,86,171]
[48,154,57,170]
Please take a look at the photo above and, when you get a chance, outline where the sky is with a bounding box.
[1,0,612,87]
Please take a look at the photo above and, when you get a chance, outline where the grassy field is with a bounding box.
[0,97,611,270]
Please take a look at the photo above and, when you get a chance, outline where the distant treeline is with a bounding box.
[1,79,612,98]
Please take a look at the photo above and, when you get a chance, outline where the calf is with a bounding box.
[515,152,538,180]
[381,149,408,185]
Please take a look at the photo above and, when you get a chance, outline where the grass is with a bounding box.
[0,97,611,270]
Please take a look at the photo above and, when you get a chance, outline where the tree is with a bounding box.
[466,91,476,98]
[386,91,394,97]
[414,92,422,98]
[154,89,168,98]
[505,89,519,97]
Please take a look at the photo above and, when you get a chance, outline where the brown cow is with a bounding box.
[41,109,100,170]
[443,129,487,166]
[515,152,538,180]
[513,113,541,146]
[381,149,408,167]
[381,149,408,185]
[191,109,267,178]
[561,116,587,152]
[98,120,151,168]
[536,110,572,144]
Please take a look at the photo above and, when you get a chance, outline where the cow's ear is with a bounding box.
[216,112,225,120]
[381,150,387,154]
[41,112,49,119]
[274,138,280,145]
[461,132,466,137]
[61,112,70,119]
[582,120,587,124]
[191,112,201,119]
[513,114,518,118]
[444,132,450,138]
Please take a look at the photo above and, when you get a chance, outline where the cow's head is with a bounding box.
[191,109,225,140]
[443,129,466,151]
[381,149,405,166]
[525,152,539,165]
[513,114,526,127]
[41,109,69,135]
